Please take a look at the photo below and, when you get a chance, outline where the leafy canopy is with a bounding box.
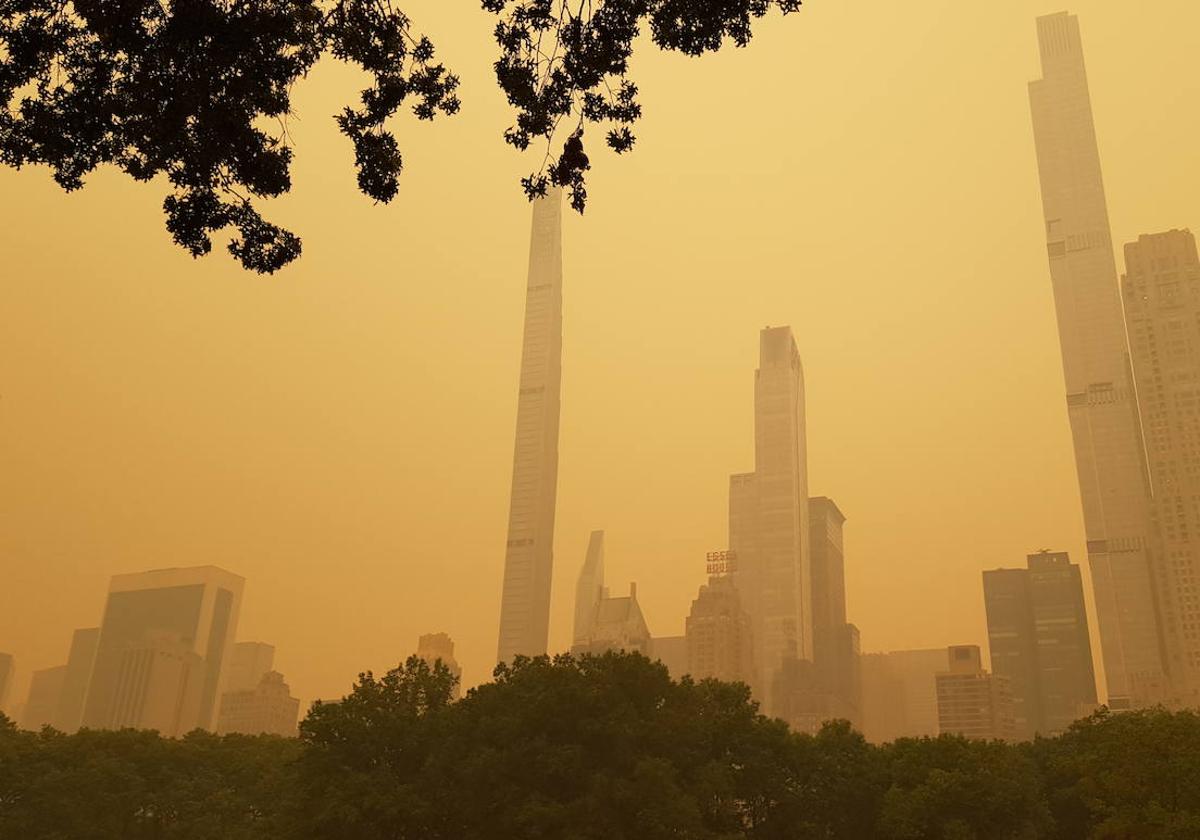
[0,0,803,272]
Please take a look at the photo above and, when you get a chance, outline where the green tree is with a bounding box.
[1036,708,1200,840]
[876,735,1052,840]
[1,0,804,272]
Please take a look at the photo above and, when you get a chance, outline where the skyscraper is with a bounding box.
[81,566,244,734]
[808,497,859,720]
[936,645,1016,742]
[1028,12,1164,708]
[685,559,755,686]
[573,530,607,647]
[21,666,66,731]
[416,632,463,699]
[497,189,564,664]
[1123,229,1200,703]
[52,627,99,733]
[730,326,811,707]
[984,551,1097,738]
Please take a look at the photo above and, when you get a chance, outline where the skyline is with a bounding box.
[3,2,1199,710]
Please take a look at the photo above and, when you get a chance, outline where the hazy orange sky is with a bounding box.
[2,1,1198,710]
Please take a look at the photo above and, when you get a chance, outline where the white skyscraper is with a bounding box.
[1028,12,1165,707]
[497,189,564,664]
[730,326,811,708]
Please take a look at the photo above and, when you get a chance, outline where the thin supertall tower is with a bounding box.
[1028,12,1165,707]
[497,189,564,664]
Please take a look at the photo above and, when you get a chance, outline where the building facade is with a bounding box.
[217,671,301,737]
[572,583,652,658]
[1123,229,1200,703]
[53,628,99,733]
[984,552,1097,737]
[685,573,755,686]
[860,648,949,743]
[497,189,564,664]
[1028,11,1164,708]
[935,645,1016,742]
[730,326,811,711]
[21,666,66,731]
[81,565,244,734]
[224,642,276,694]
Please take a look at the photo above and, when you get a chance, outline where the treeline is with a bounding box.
[2,652,1199,839]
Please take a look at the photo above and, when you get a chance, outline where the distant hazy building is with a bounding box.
[984,551,1096,738]
[572,583,652,657]
[650,635,688,679]
[573,530,607,647]
[224,642,276,694]
[1028,11,1164,709]
[730,326,811,711]
[807,497,860,725]
[685,565,755,686]
[53,628,99,733]
[860,648,949,743]
[417,632,463,699]
[82,566,244,735]
[217,671,300,737]
[1123,230,1200,704]
[0,653,13,715]
[21,666,66,731]
[936,645,1016,742]
[497,189,564,665]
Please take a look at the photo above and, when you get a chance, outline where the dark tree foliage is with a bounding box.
[481,0,802,212]
[6,659,1200,839]
[0,0,459,272]
[1,0,802,272]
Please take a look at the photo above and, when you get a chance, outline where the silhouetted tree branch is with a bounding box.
[1,0,802,272]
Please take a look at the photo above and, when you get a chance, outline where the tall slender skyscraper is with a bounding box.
[573,530,607,646]
[1028,12,1165,707]
[497,189,564,664]
[1123,230,1200,703]
[730,326,811,707]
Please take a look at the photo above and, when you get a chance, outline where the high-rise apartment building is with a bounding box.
[984,552,1097,738]
[936,645,1016,742]
[685,569,755,686]
[1123,229,1200,703]
[53,627,99,733]
[217,671,301,737]
[730,326,811,709]
[573,530,607,646]
[224,642,276,694]
[1028,12,1164,708]
[416,632,463,699]
[860,648,949,743]
[497,189,564,664]
[81,566,244,734]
